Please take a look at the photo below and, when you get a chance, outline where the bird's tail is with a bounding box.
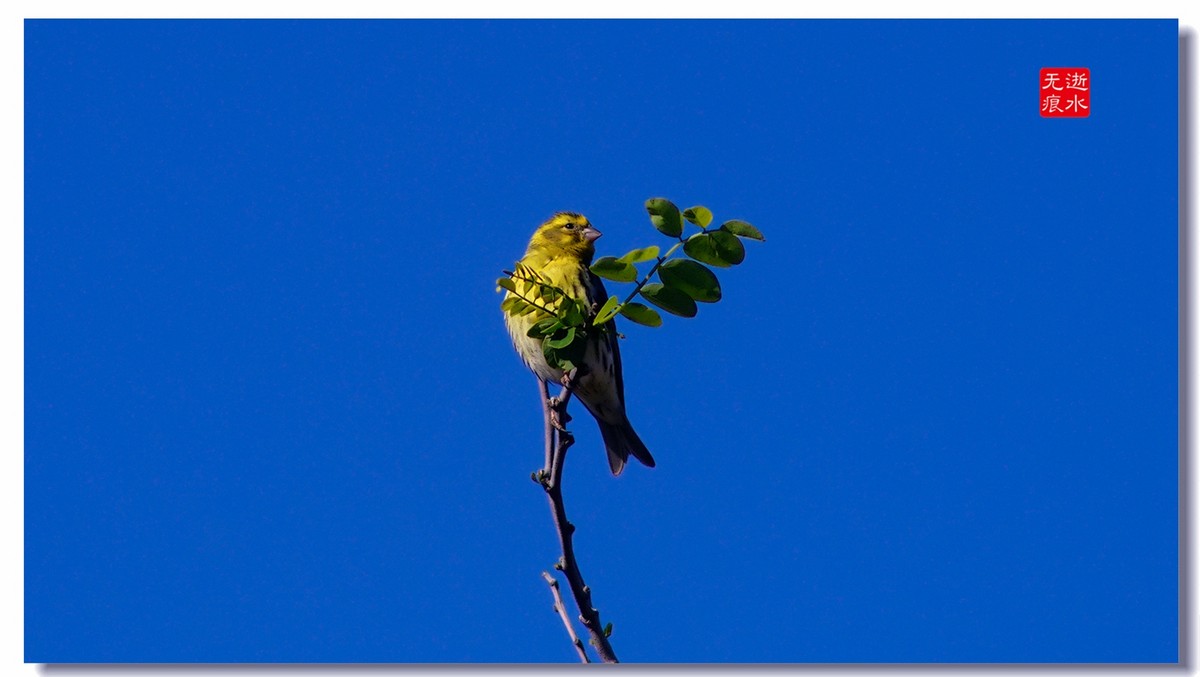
[597,418,656,476]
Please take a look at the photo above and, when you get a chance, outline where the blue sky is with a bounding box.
[25,19,1178,662]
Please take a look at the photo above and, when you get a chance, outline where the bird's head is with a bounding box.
[527,212,603,263]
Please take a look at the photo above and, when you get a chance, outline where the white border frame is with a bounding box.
[7,4,1196,675]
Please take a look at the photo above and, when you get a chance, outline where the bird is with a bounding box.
[502,212,656,476]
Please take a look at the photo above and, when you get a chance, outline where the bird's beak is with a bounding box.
[582,226,602,242]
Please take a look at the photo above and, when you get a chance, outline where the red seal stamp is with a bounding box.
[1040,68,1090,118]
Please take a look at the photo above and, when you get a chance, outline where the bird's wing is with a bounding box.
[588,270,626,404]
[608,315,626,404]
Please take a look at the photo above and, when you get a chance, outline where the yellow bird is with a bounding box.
[503,212,656,475]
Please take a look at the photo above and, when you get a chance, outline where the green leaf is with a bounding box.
[645,198,683,238]
[682,205,713,228]
[712,229,746,264]
[683,233,729,268]
[659,259,722,303]
[504,299,538,317]
[545,326,576,349]
[496,277,517,293]
[526,317,561,338]
[562,299,586,327]
[537,284,563,303]
[640,283,697,318]
[500,297,529,314]
[683,231,745,267]
[618,245,660,264]
[543,345,576,373]
[590,256,638,282]
[593,296,621,325]
[543,329,586,371]
[618,302,663,327]
[720,219,765,241]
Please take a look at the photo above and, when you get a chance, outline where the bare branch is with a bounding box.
[536,373,620,663]
[541,571,590,663]
[539,379,553,475]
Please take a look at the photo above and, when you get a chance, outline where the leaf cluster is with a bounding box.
[589,198,764,327]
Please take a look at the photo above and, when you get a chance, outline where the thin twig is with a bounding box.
[537,374,620,663]
[539,379,553,475]
[619,240,685,307]
[546,380,573,492]
[541,571,590,663]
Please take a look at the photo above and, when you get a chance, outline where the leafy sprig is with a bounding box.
[591,198,764,327]
[499,198,765,371]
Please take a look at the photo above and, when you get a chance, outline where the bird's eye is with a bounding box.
[564,223,576,230]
